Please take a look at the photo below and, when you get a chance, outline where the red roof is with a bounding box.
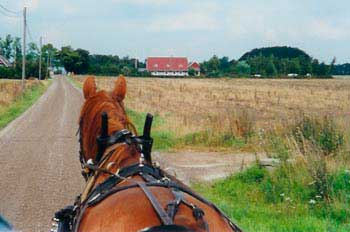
[146,57,188,72]
[188,62,200,71]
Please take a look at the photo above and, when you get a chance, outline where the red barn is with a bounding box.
[146,57,200,77]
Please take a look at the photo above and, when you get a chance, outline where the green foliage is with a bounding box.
[188,68,196,76]
[126,109,176,150]
[88,55,142,76]
[236,165,267,183]
[194,164,350,231]
[0,34,50,79]
[234,61,251,75]
[293,116,344,156]
[0,81,49,128]
[333,63,350,75]
[57,46,90,74]
[180,130,246,149]
[240,46,311,61]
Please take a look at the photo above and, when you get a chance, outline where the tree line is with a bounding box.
[1,35,349,79]
[200,47,338,78]
[0,34,54,79]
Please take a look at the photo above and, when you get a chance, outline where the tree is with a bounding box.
[58,46,81,73]
[26,42,39,61]
[0,34,13,59]
[12,37,22,67]
[219,56,230,74]
[188,68,196,76]
[121,66,131,76]
[75,48,90,74]
[287,58,301,74]
[265,56,277,76]
[234,61,251,76]
[299,56,312,75]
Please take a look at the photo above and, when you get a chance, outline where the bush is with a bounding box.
[293,115,344,156]
[237,165,267,183]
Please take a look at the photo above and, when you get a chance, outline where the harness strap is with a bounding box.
[166,188,183,220]
[87,181,242,231]
[137,182,173,226]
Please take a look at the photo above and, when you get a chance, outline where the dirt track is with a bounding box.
[0,77,84,231]
[0,77,257,231]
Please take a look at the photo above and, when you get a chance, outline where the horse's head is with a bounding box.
[79,75,136,165]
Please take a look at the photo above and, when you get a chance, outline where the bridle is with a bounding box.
[77,98,138,179]
[52,112,242,232]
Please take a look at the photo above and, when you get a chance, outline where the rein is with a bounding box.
[52,113,242,232]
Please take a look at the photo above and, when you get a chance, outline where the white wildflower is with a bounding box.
[309,199,316,204]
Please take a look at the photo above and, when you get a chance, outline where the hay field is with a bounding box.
[0,79,40,106]
[74,76,350,137]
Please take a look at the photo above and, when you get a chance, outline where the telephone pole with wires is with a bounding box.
[22,7,27,91]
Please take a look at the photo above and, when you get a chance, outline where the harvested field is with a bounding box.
[73,76,350,137]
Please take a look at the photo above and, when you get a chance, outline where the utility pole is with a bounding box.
[46,52,50,79]
[21,7,27,91]
[39,36,42,80]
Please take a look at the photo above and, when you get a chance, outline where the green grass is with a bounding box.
[127,108,177,150]
[0,81,50,129]
[193,165,350,232]
[67,75,83,89]
[127,108,248,151]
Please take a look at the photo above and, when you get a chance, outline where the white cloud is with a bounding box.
[307,20,350,40]
[147,10,219,32]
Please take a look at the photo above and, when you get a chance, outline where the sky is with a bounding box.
[0,0,349,63]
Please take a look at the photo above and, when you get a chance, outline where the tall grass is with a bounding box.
[194,115,350,231]
[0,80,50,129]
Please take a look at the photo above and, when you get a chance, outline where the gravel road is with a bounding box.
[0,76,258,231]
[0,77,84,231]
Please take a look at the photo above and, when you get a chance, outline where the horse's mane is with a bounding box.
[79,90,136,160]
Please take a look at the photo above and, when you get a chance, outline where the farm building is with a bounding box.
[0,55,11,67]
[188,61,201,76]
[146,57,200,77]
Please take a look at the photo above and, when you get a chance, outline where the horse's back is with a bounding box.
[78,186,234,232]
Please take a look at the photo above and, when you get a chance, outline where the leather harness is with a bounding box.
[52,113,242,232]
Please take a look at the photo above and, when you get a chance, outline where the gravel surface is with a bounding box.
[153,151,258,185]
[0,77,84,231]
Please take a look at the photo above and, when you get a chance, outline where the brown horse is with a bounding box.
[72,75,241,232]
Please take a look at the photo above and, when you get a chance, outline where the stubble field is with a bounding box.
[73,75,350,151]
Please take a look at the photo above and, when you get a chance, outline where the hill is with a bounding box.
[239,46,311,61]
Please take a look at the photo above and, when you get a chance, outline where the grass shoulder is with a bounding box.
[193,165,350,232]
[0,80,51,129]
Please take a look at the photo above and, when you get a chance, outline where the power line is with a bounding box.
[0,3,21,15]
[0,7,20,18]
[26,23,36,44]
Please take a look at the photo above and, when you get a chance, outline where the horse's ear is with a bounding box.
[112,75,127,101]
[83,76,97,99]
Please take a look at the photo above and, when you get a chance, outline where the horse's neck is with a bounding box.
[98,145,140,181]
